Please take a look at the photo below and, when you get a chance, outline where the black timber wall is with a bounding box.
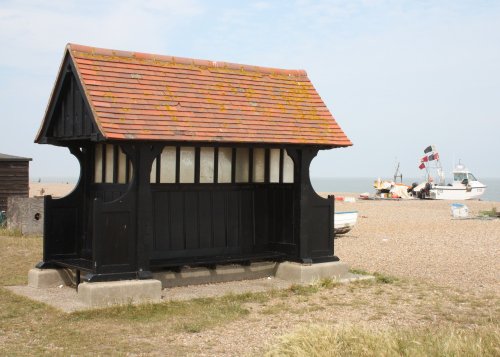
[0,161,29,211]
[150,184,295,264]
[48,71,98,140]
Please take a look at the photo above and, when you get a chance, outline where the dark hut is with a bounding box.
[35,44,352,282]
[0,153,32,212]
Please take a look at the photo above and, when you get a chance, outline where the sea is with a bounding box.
[34,176,500,202]
[311,177,500,202]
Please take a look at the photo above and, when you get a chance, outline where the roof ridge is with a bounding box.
[67,43,308,78]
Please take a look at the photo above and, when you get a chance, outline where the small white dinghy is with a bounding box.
[334,211,358,235]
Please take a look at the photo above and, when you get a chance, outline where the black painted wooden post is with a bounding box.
[287,147,336,264]
[134,143,163,279]
[81,144,93,259]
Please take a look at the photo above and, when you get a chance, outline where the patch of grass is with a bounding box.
[226,291,271,304]
[0,287,50,320]
[261,302,290,315]
[72,294,250,331]
[317,278,339,289]
[0,235,42,285]
[349,268,400,285]
[288,283,319,296]
[349,268,371,276]
[374,272,398,284]
[0,228,23,237]
[1,288,252,354]
[479,207,499,217]
[286,279,340,297]
[265,324,500,357]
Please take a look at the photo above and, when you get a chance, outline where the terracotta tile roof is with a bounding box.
[67,43,352,147]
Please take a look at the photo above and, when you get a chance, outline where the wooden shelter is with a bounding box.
[0,153,32,212]
[35,44,352,282]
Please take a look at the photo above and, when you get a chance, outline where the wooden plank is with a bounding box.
[184,191,199,250]
[153,191,171,251]
[169,191,184,250]
[212,191,226,248]
[198,191,213,249]
[226,191,239,248]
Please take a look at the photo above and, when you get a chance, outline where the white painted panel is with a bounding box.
[218,147,232,183]
[150,158,157,183]
[117,148,127,184]
[270,148,280,183]
[160,146,176,183]
[200,147,214,183]
[235,148,249,183]
[252,148,265,183]
[105,144,114,183]
[283,150,294,183]
[179,147,195,183]
[94,144,103,183]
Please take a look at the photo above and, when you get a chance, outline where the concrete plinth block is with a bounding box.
[180,267,212,280]
[78,279,162,307]
[153,261,278,288]
[214,262,277,282]
[153,267,212,288]
[28,268,73,288]
[275,261,350,284]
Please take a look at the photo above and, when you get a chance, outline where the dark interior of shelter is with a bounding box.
[35,44,352,282]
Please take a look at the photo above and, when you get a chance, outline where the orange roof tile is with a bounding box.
[66,43,352,147]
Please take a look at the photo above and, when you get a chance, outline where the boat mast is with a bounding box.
[393,161,403,183]
[436,159,445,185]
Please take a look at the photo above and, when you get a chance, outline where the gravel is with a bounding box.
[331,195,500,294]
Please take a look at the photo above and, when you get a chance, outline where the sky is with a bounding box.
[1,0,499,181]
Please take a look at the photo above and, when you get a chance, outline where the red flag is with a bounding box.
[421,156,429,163]
[419,163,426,170]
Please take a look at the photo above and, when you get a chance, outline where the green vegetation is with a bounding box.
[373,272,398,284]
[479,207,499,217]
[349,268,371,276]
[71,295,251,331]
[265,324,500,357]
[0,235,42,285]
[0,227,24,237]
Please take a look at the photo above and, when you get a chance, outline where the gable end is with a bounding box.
[36,53,102,144]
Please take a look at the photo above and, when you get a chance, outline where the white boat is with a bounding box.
[414,162,487,200]
[334,211,358,235]
[430,164,485,200]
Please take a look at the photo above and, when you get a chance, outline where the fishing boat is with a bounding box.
[412,145,486,200]
[334,211,358,235]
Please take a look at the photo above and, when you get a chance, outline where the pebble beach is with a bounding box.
[329,193,500,294]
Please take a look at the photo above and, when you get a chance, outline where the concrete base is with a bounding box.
[77,279,162,307]
[275,261,350,284]
[28,268,74,288]
[153,261,277,288]
[14,261,370,311]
